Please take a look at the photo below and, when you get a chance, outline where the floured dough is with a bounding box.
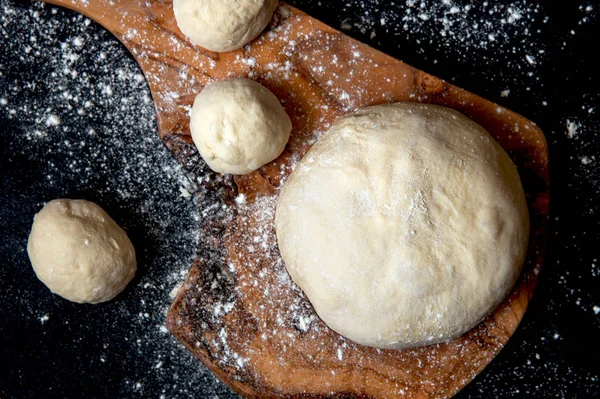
[27,199,136,304]
[190,78,292,175]
[275,102,529,349]
[173,0,278,52]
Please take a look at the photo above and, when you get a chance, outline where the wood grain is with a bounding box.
[40,1,549,397]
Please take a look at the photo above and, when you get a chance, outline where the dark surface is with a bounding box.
[1,0,599,398]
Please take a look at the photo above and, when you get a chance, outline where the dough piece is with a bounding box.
[190,78,292,175]
[275,103,529,349]
[173,0,278,52]
[27,199,136,304]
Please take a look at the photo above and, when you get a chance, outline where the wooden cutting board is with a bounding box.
[41,0,550,397]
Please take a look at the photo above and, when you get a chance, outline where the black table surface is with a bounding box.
[1,0,599,398]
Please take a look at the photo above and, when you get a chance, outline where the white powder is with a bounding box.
[45,114,60,126]
[567,120,580,138]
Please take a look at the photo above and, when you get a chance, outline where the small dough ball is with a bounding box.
[276,103,529,349]
[190,78,292,175]
[27,199,137,304]
[173,0,278,52]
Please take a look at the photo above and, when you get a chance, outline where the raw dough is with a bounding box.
[27,199,137,304]
[190,78,292,175]
[275,103,529,349]
[173,0,278,52]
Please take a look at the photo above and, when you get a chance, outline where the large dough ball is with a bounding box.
[190,78,292,175]
[173,0,278,52]
[275,103,529,349]
[27,199,137,304]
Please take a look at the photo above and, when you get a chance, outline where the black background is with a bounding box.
[1,0,599,398]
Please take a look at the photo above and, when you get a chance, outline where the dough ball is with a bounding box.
[27,199,137,304]
[190,78,292,175]
[173,0,278,52]
[275,103,529,349]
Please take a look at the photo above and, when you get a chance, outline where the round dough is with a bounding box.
[275,103,529,349]
[27,199,137,304]
[173,0,278,52]
[190,78,292,175]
